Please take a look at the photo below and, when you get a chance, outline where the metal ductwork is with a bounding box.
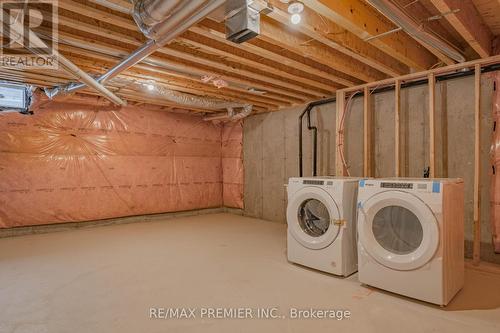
[0,7,126,105]
[133,0,182,27]
[225,0,272,44]
[45,0,226,100]
[366,0,466,63]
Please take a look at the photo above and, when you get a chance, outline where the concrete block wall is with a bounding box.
[243,74,500,263]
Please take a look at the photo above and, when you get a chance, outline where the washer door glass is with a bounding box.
[287,186,341,250]
[298,199,330,237]
[372,206,423,255]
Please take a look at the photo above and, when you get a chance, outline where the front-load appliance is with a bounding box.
[286,177,359,276]
[357,178,464,305]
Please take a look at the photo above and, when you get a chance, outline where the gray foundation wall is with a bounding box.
[243,74,500,263]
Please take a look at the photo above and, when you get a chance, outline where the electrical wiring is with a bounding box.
[337,90,361,176]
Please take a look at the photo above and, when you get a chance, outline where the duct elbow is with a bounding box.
[44,87,60,100]
[203,104,253,122]
[232,104,252,119]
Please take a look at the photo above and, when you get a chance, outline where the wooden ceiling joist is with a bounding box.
[57,45,291,108]
[57,0,137,30]
[47,7,347,106]
[305,0,439,70]
[267,0,409,77]
[64,56,284,109]
[56,2,348,92]
[60,48,294,109]
[4,0,497,112]
[191,22,343,88]
[428,0,493,58]
[177,32,338,93]
[258,17,385,84]
[74,63,287,110]
[50,28,310,104]
[55,12,338,96]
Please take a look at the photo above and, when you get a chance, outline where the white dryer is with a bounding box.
[286,177,359,276]
[357,178,464,305]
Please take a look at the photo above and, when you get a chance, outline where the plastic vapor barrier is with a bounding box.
[222,121,243,209]
[0,94,243,228]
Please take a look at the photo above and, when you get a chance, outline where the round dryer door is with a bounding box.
[358,191,439,271]
[287,186,341,250]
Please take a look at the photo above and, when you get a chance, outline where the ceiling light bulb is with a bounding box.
[291,13,301,24]
[146,83,155,91]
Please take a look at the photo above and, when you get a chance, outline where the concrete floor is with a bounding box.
[0,213,499,333]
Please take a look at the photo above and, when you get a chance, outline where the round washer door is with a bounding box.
[287,186,341,250]
[358,190,439,271]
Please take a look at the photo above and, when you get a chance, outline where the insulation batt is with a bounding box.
[222,122,243,209]
[0,94,243,228]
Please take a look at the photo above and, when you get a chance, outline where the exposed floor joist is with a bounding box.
[268,0,410,77]
[305,0,439,70]
[2,0,497,112]
[429,0,493,58]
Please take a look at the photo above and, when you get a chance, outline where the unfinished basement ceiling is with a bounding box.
[472,0,500,35]
[1,0,499,113]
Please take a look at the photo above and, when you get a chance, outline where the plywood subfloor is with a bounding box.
[0,213,499,333]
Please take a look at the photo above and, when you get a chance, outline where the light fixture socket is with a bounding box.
[287,1,304,15]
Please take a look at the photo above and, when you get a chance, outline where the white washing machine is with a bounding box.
[357,178,464,306]
[286,177,359,276]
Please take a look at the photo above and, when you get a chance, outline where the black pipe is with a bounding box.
[299,97,335,177]
[298,63,500,177]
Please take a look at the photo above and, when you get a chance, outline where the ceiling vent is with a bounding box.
[225,0,272,44]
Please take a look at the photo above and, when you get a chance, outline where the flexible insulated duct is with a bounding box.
[366,0,465,63]
[45,0,225,99]
[202,104,252,121]
[151,85,252,121]
[155,85,242,109]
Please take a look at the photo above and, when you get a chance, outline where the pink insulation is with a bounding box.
[222,121,244,209]
[491,72,500,253]
[0,94,243,228]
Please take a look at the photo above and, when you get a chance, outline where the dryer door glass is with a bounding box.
[298,199,330,237]
[358,190,440,271]
[372,206,423,255]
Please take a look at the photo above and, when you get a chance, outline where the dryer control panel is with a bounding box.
[362,180,438,193]
[380,182,413,189]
